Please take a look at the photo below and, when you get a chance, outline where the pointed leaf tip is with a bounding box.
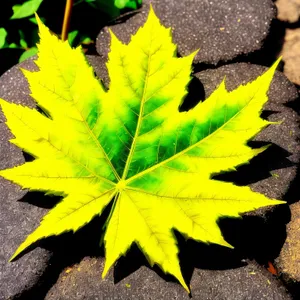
[273,56,282,68]
[108,28,121,45]
[9,252,17,262]
[188,49,199,62]
[266,57,281,78]
[9,243,26,262]
[149,3,155,13]
[102,263,110,279]
[219,77,227,90]
[179,277,190,293]
[35,13,43,29]
[147,3,160,24]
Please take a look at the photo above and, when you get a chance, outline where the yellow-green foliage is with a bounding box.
[0,6,284,292]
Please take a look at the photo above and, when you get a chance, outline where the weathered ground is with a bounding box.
[0,56,298,299]
[0,0,300,299]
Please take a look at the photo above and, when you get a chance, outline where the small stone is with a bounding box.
[276,0,300,23]
[277,202,300,282]
[96,0,276,65]
[281,29,300,85]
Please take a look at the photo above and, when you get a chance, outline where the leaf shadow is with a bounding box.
[113,203,290,291]
[213,142,295,186]
[283,164,300,206]
[11,201,112,300]
[114,142,294,288]
[178,204,290,287]
[113,244,149,284]
[10,100,297,297]
[282,90,300,205]
[11,139,295,298]
[285,87,300,116]
[179,77,205,112]
[10,192,284,300]
[19,192,61,209]
[279,93,300,298]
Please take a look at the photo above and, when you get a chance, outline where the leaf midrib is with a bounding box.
[126,186,264,203]
[121,33,154,180]
[125,190,172,265]
[7,108,115,186]
[127,92,262,184]
[51,188,116,224]
[42,50,121,182]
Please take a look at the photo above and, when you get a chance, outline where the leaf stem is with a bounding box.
[61,0,74,41]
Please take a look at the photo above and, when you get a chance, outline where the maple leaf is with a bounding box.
[0,7,284,291]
